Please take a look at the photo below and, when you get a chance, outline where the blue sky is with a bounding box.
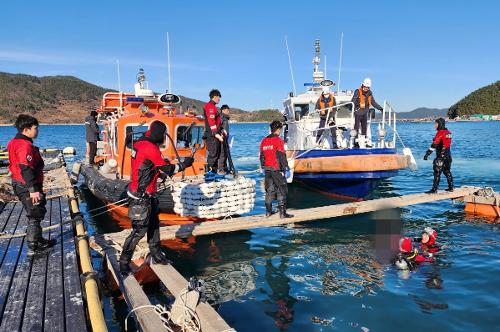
[0,0,498,112]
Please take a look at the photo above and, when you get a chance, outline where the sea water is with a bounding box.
[1,121,499,331]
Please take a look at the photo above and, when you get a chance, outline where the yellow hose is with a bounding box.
[67,188,108,332]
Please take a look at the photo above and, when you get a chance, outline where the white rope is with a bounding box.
[124,288,202,332]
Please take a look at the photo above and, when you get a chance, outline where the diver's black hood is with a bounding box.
[435,118,446,130]
[143,121,166,144]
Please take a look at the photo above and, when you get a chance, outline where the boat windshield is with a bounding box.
[125,124,169,148]
[176,125,205,149]
[293,103,310,120]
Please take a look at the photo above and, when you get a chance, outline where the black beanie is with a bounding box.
[146,121,167,144]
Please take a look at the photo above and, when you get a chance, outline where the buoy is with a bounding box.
[100,159,117,174]
[63,147,76,155]
[403,147,417,171]
[70,162,82,184]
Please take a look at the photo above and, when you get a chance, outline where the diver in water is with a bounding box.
[414,227,440,255]
[394,237,433,270]
[423,118,453,193]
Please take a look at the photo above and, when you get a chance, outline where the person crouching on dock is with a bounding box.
[260,120,293,219]
[423,118,453,193]
[119,121,194,276]
[7,114,56,256]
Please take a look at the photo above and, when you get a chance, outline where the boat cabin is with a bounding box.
[95,71,207,179]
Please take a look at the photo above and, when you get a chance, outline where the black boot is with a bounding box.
[279,205,294,219]
[444,170,454,192]
[38,236,57,248]
[151,251,172,265]
[119,260,132,277]
[27,241,53,257]
[265,203,275,217]
[425,188,437,194]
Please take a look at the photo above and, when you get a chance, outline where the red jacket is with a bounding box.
[7,133,44,192]
[203,100,221,137]
[431,129,452,157]
[259,134,287,171]
[129,139,172,195]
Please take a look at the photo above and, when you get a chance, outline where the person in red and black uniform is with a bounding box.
[203,89,223,173]
[394,237,433,270]
[423,118,453,193]
[119,121,194,276]
[260,120,293,219]
[7,114,56,256]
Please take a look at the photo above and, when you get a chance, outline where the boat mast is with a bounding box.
[337,32,343,93]
[312,39,324,84]
[284,35,297,96]
[167,32,172,92]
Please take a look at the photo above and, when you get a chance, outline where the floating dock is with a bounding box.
[101,186,483,251]
[0,155,107,332]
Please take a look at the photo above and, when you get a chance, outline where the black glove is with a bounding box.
[180,157,194,170]
[423,149,432,160]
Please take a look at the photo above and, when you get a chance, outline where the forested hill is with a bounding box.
[448,81,500,118]
[0,71,271,124]
[0,72,110,123]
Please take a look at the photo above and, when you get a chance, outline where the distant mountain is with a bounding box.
[448,81,500,118]
[396,107,448,119]
[0,72,111,124]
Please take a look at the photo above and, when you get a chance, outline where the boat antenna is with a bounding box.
[116,59,121,92]
[167,32,172,92]
[337,32,343,93]
[284,35,296,96]
[324,55,327,79]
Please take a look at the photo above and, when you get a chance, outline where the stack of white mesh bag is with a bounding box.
[172,176,256,218]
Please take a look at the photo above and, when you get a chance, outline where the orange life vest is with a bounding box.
[358,88,373,109]
[319,93,335,111]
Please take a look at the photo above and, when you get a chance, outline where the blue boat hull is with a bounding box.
[290,148,403,200]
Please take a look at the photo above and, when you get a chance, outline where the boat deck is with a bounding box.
[0,197,87,331]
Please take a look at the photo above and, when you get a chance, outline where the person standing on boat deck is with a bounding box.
[217,104,231,174]
[119,121,194,276]
[260,120,293,219]
[351,78,383,147]
[423,118,453,193]
[315,85,338,148]
[7,114,56,256]
[203,89,223,173]
[85,110,100,165]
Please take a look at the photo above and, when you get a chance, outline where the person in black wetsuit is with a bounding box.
[423,118,453,193]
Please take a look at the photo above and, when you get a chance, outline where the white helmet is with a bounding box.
[322,86,330,95]
[362,78,372,88]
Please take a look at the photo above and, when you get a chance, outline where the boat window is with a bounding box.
[125,125,149,149]
[293,104,309,120]
[176,125,205,149]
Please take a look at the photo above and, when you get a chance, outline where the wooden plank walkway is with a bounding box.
[104,186,481,248]
[0,197,88,331]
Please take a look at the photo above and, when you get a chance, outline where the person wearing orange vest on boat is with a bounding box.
[7,114,56,256]
[423,118,453,193]
[260,120,293,219]
[315,83,338,148]
[203,89,223,173]
[119,121,194,276]
[351,78,383,147]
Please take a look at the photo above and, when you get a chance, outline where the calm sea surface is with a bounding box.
[1,121,499,331]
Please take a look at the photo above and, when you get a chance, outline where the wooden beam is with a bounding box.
[149,263,234,332]
[106,186,480,245]
[103,246,166,332]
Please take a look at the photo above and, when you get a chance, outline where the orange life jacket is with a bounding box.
[319,93,335,111]
[358,87,373,109]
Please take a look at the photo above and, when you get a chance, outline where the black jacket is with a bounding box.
[220,113,230,135]
[85,115,100,142]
